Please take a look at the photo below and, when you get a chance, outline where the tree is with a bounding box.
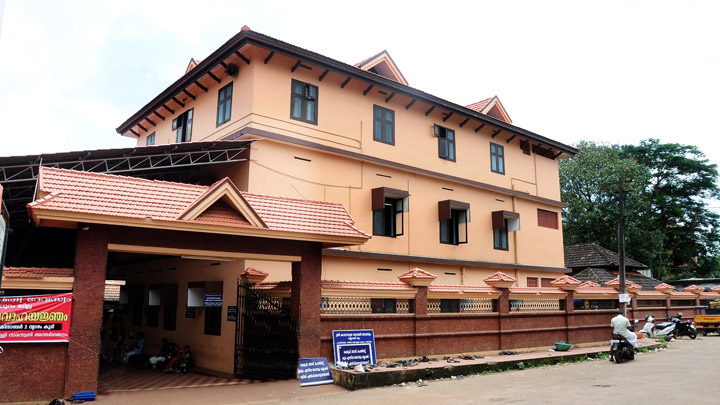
[560,140,720,280]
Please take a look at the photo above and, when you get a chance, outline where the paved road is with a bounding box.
[280,336,720,404]
[94,336,718,404]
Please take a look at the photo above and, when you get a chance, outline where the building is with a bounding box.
[1,27,583,400]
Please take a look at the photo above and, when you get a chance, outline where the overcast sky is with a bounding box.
[1,1,718,188]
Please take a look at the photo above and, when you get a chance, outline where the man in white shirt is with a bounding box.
[611,309,638,349]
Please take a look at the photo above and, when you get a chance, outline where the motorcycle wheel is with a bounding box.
[690,330,697,339]
[615,349,624,364]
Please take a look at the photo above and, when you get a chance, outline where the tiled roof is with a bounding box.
[550,275,582,286]
[2,267,73,278]
[654,282,676,292]
[484,271,517,283]
[465,98,492,113]
[565,243,647,269]
[578,281,600,288]
[397,268,437,280]
[29,167,370,240]
[242,267,268,277]
[509,287,565,295]
[573,268,662,291]
[670,291,697,298]
[684,285,705,293]
[605,278,642,290]
[253,281,291,290]
[321,280,415,291]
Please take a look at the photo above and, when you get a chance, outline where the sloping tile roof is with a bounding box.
[565,243,647,269]
[605,278,642,290]
[2,267,73,278]
[573,267,662,291]
[484,271,517,283]
[509,287,566,295]
[397,268,437,280]
[321,280,415,291]
[428,284,500,294]
[635,290,667,297]
[465,98,492,113]
[550,275,582,286]
[29,167,370,240]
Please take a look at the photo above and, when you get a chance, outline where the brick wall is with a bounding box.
[0,343,67,402]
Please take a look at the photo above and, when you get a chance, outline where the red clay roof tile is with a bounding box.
[397,268,437,280]
[484,271,517,283]
[3,267,73,278]
[550,275,582,286]
[465,98,492,113]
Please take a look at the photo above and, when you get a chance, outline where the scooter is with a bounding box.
[610,325,635,363]
[670,313,697,339]
[654,317,677,340]
[638,315,655,338]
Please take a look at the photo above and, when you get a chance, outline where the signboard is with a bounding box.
[204,293,223,307]
[332,329,376,366]
[227,305,238,322]
[297,357,333,386]
[618,293,631,303]
[0,293,73,343]
[185,307,196,318]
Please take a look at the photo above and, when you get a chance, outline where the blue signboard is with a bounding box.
[332,329,376,366]
[297,357,333,386]
[204,293,223,307]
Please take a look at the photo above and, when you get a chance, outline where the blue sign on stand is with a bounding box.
[332,329,376,366]
[297,357,333,386]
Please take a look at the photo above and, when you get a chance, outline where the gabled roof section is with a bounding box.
[573,267,662,291]
[565,243,647,270]
[179,177,265,228]
[466,96,512,124]
[185,58,202,74]
[354,50,408,85]
[28,167,371,245]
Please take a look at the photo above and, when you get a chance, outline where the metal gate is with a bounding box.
[234,281,298,379]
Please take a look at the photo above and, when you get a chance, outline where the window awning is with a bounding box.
[492,210,520,231]
[371,187,409,210]
[438,200,470,221]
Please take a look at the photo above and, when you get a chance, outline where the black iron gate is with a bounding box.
[235,281,298,379]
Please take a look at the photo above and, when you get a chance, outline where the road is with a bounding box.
[278,336,720,404]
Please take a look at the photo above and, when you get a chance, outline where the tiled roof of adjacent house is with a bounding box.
[2,267,73,278]
[565,243,647,269]
[573,267,662,291]
[28,167,370,240]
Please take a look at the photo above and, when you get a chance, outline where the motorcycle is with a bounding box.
[638,315,655,338]
[654,317,676,340]
[670,313,697,339]
[610,325,635,363]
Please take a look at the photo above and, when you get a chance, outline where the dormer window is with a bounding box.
[290,79,318,125]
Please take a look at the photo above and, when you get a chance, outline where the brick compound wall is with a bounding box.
[0,343,68,402]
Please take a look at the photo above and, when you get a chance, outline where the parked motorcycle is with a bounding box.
[654,317,677,340]
[610,325,635,363]
[638,315,655,338]
[670,313,697,339]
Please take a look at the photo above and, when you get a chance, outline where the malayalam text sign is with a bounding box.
[332,329,376,366]
[0,293,73,343]
[297,357,333,386]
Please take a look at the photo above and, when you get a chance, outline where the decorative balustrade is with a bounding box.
[574,299,617,310]
[427,298,496,314]
[509,299,561,312]
[320,297,413,314]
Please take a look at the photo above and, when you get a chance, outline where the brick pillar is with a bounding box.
[666,295,672,317]
[630,294,638,319]
[564,291,575,314]
[64,226,108,397]
[564,291,574,343]
[291,244,322,358]
[498,288,510,350]
[413,286,428,356]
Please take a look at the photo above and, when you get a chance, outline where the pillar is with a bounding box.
[64,225,108,397]
[498,288,510,350]
[413,286,428,356]
[564,291,574,343]
[291,244,322,358]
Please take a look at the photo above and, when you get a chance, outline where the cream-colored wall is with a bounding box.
[246,141,566,268]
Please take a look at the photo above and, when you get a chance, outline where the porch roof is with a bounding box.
[27,167,370,247]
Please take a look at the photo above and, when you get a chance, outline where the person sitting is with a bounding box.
[124,332,145,365]
[147,338,179,370]
[611,309,638,349]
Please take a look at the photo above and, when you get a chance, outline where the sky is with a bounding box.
[0,1,718,191]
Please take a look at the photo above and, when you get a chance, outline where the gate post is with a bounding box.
[291,244,322,358]
[65,225,109,397]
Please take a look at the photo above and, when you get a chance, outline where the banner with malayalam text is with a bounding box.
[0,293,73,343]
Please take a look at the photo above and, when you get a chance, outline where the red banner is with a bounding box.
[0,293,73,343]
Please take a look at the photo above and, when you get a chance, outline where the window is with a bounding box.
[527,277,538,287]
[371,298,397,313]
[146,132,155,146]
[216,82,233,126]
[493,220,509,250]
[438,200,469,245]
[172,109,193,143]
[290,79,318,124]
[434,125,455,161]
[162,284,178,331]
[373,105,394,145]
[492,210,520,250]
[204,307,222,336]
[372,187,408,237]
[490,142,505,174]
[537,209,559,229]
[541,278,554,288]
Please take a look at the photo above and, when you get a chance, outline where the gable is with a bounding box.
[178,178,265,228]
[466,96,512,124]
[191,200,253,228]
[354,50,408,85]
